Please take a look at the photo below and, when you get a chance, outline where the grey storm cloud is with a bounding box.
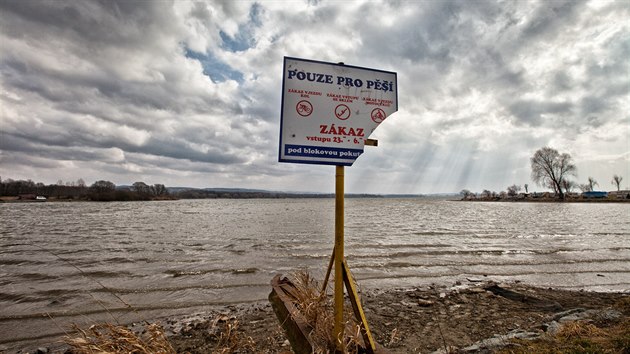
[520,0,587,40]
[508,100,573,127]
[0,0,175,48]
[552,72,573,92]
[1,0,628,193]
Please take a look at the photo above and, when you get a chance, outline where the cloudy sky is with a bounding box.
[1,0,628,194]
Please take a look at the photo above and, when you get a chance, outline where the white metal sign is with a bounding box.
[279,57,398,166]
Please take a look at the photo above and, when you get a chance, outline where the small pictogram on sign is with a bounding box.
[296,100,313,117]
[334,104,351,120]
[371,108,386,123]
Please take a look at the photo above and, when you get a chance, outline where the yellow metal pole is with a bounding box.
[334,165,345,351]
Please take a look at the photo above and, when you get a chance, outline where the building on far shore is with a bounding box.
[608,190,630,199]
[582,191,608,198]
[16,194,47,201]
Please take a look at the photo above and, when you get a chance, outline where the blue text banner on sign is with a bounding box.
[284,145,363,160]
[279,57,398,166]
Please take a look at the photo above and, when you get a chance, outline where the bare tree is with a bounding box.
[132,181,151,195]
[562,179,575,194]
[612,175,623,191]
[88,180,117,201]
[587,177,598,191]
[90,180,116,193]
[530,147,577,200]
[507,184,521,197]
[578,184,591,193]
[460,189,473,200]
[153,184,167,196]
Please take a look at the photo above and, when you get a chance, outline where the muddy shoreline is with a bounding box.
[165,281,629,353]
[12,281,629,353]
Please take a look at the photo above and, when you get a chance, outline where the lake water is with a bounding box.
[1,198,629,350]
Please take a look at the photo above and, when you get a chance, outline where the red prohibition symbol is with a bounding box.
[371,108,386,123]
[296,100,313,117]
[334,104,351,120]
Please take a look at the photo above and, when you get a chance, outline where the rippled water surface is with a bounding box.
[1,198,629,349]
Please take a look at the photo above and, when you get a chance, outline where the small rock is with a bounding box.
[545,321,561,335]
[557,308,624,323]
[282,339,290,347]
[553,308,586,321]
[35,348,49,354]
[430,345,459,354]
[456,329,540,352]
[597,309,623,321]
[401,300,415,308]
[418,299,435,307]
[466,277,483,283]
[439,292,446,298]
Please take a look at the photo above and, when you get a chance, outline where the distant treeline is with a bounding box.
[171,189,391,199]
[0,178,172,201]
[1,177,420,201]
[174,189,326,199]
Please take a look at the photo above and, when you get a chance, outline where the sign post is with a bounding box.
[279,57,397,352]
[334,165,344,347]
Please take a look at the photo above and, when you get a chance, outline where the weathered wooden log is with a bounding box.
[484,284,562,311]
[269,274,316,354]
[269,274,391,354]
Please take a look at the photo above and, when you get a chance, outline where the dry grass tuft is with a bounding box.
[615,296,630,314]
[555,320,605,339]
[208,315,256,353]
[388,328,400,347]
[501,319,630,354]
[65,322,175,354]
[290,269,363,353]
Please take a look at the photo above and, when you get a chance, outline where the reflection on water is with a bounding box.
[0,198,629,349]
